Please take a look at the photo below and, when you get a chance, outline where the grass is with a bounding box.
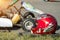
[0,31,60,40]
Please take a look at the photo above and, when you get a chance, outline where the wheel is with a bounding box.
[22,18,36,32]
[24,12,35,18]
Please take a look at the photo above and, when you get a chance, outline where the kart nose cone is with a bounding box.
[0,18,13,27]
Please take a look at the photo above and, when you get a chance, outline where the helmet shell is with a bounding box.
[31,14,57,34]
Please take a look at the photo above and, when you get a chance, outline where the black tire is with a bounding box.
[22,18,36,32]
[24,12,35,18]
[44,0,49,1]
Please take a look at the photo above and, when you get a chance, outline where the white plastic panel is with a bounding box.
[0,18,13,27]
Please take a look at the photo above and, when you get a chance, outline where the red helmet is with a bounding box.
[31,14,57,34]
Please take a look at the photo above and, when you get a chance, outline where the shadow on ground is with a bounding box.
[56,25,60,30]
[0,25,60,31]
[0,26,21,31]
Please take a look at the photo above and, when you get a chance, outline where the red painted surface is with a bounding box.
[31,14,57,34]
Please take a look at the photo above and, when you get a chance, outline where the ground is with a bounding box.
[1,0,59,34]
[24,0,60,34]
[0,0,60,40]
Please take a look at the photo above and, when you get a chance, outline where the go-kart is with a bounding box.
[0,0,43,30]
[0,0,35,30]
[0,0,57,34]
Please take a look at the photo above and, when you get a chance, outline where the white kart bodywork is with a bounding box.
[22,2,44,14]
[0,18,13,27]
